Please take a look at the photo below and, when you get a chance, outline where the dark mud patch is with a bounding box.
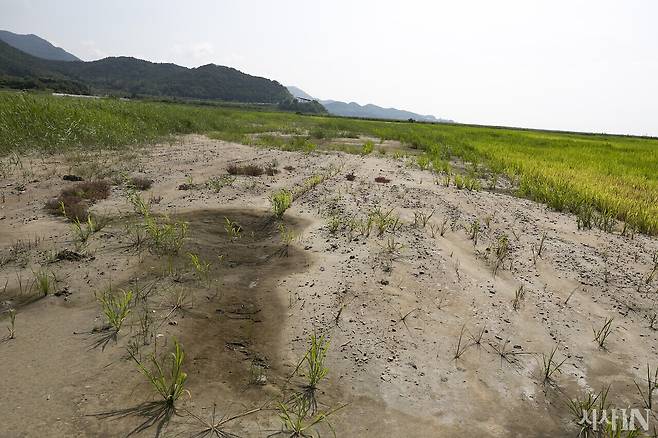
[133,208,311,407]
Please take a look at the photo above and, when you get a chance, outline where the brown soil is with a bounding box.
[0,134,657,437]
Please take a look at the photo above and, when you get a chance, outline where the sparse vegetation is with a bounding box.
[3,89,658,437]
[144,215,189,254]
[205,175,235,192]
[370,207,401,237]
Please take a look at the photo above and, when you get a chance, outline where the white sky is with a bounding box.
[2,0,657,136]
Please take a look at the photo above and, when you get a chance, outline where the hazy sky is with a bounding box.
[2,0,657,136]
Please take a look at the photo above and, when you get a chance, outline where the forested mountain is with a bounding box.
[0,38,292,103]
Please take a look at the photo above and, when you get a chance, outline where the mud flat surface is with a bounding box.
[0,134,657,437]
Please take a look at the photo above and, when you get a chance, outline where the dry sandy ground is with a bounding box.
[1,134,657,437]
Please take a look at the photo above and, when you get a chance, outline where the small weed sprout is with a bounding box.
[593,317,614,349]
[327,215,341,234]
[304,333,329,391]
[129,339,189,408]
[370,207,401,237]
[70,214,106,248]
[271,189,293,218]
[144,215,189,254]
[567,386,610,436]
[278,223,297,257]
[439,217,449,237]
[33,268,54,295]
[164,288,192,320]
[413,210,435,228]
[126,189,151,217]
[98,288,133,333]
[290,333,331,416]
[358,216,373,237]
[453,325,470,360]
[468,219,480,245]
[223,217,242,240]
[361,140,374,155]
[188,252,211,286]
[492,234,510,276]
[633,364,658,410]
[277,398,341,438]
[468,326,486,347]
[6,309,16,339]
[380,236,405,255]
[540,346,567,384]
[512,286,526,311]
[185,403,263,438]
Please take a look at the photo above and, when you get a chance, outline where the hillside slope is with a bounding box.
[0,30,80,61]
[0,39,291,103]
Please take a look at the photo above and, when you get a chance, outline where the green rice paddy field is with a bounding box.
[1,90,656,234]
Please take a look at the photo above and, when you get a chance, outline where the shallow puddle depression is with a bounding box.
[130,208,311,400]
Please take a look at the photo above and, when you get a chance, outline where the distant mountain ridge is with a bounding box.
[0,30,80,61]
[287,86,452,123]
[0,35,292,103]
